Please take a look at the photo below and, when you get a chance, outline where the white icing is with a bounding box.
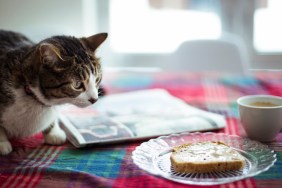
[174,142,244,162]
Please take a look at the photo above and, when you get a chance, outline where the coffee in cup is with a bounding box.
[237,95,282,142]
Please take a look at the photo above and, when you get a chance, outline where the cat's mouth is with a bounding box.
[24,85,50,106]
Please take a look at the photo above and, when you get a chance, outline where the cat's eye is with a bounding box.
[72,81,83,89]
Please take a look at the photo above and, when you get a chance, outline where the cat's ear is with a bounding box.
[80,33,108,51]
[39,43,63,63]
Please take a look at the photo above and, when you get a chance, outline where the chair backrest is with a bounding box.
[163,34,250,74]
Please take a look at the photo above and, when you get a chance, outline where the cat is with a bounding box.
[0,30,107,155]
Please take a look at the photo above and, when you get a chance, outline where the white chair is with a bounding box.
[163,34,250,74]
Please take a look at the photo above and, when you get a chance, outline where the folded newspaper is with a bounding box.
[59,89,226,147]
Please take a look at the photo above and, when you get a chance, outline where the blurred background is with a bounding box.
[0,0,282,73]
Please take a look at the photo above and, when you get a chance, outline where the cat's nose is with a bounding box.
[88,98,97,104]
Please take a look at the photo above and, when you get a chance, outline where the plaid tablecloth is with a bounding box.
[1,71,282,188]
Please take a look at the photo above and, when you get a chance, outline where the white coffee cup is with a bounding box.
[237,95,282,142]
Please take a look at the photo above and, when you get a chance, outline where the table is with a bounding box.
[1,71,282,188]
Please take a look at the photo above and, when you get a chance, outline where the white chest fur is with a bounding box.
[2,88,57,138]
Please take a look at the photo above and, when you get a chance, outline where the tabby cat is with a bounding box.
[0,30,107,155]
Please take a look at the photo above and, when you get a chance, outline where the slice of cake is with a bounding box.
[170,141,245,173]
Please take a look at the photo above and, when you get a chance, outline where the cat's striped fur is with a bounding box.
[0,30,107,155]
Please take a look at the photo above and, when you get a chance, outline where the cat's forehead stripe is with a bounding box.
[48,36,89,63]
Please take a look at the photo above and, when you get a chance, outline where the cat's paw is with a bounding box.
[0,141,12,155]
[44,128,66,146]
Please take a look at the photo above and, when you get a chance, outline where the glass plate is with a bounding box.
[132,132,277,185]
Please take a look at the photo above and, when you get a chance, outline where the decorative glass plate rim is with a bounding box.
[132,132,277,185]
